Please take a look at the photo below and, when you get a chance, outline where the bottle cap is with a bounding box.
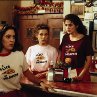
[50,61,54,65]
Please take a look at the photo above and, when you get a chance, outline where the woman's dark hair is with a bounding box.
[0,24,23,52]
[35,24,49,34]
[64,14,87,35]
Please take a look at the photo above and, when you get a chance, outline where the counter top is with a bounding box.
[47,81,97,97]
[20,77,97,97]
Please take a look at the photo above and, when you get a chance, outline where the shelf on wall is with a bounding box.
[14,2,63,15]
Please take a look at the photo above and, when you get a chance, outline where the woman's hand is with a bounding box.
[73,75,83,82]
[24,69,56,92]
[40,81,55,92]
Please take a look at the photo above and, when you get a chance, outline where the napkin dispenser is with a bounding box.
[53,68,64,82]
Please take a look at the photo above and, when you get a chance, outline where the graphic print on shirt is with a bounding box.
[64,45,77,65]
[36,53,47,64]
[0,64,18,80]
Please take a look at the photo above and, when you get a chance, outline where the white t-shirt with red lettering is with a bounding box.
[0,51,28,92]
[25,44,58,72]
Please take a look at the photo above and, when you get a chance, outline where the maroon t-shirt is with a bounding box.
[59,34,94,69]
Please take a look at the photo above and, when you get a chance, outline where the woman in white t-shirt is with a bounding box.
[0,24,51,97]
[25,24,58,79]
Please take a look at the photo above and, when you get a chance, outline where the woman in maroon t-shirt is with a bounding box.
[58,14,94,82]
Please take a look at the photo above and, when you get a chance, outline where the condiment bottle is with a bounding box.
[47,61,54,81]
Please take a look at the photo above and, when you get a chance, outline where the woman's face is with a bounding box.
[36,29,49,45]
[2,29,15,52]
[64,20,78,34]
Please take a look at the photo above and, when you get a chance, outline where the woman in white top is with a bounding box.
[25,24,58,79]
[0,24,51,97]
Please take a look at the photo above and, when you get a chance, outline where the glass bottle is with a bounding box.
[47,61,54,81]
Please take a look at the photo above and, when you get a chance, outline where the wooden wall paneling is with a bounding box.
[18,16,42,53]
[17,14,63,53]
[47,18,63,49]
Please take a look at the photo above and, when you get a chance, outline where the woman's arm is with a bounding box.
[57,50,62,63]
[35,71,47,79]
[23,69,53,91]
[23,69,42,85]
[74,56,92,81]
